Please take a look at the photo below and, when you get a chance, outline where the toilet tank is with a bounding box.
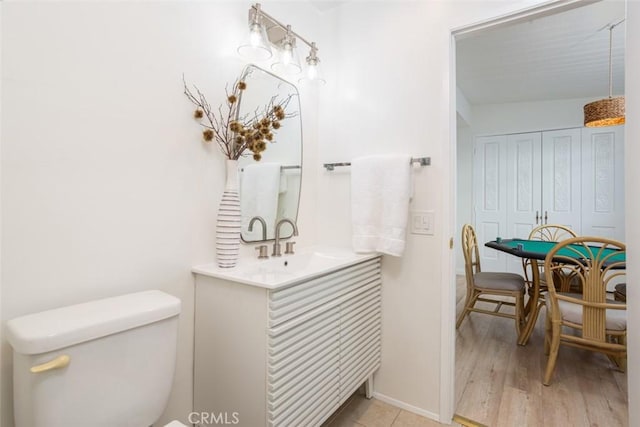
[6,290,181,427]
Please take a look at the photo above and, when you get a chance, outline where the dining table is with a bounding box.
[484,238,626,345]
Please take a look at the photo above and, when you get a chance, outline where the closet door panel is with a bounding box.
[541,128,582,232]
[473,135,508,272]
[581,126,625,240]
[506,132,542,273]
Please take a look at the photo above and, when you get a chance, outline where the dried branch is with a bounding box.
[183,73,296,162]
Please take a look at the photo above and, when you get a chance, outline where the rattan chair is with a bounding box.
[522,224,578,323]
[528,224,577,243]
[457,224,526,336]
[543,236,626,385]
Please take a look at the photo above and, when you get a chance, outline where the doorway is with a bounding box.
[450,1,628,424]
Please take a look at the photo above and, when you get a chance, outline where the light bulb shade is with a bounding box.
[584,96,625,127]
[238,22,272,61]
[299,57,326,85]
[271,41,302,75]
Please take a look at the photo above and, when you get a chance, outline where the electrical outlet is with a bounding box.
[411,210,435,235]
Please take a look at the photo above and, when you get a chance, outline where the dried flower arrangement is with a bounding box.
[183,76,294,161]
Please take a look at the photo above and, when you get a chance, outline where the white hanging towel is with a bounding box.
[351,154,412,256]
[240,162,281,240]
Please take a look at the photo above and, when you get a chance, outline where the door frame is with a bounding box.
[443,0,606,422]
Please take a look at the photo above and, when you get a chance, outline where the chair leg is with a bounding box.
[608,353,627,372]
[543,313,551,355]
[543,322,561,385]
[519,300,545,346]
[456,291,478,329]
[514,291,525,337]
[532,299,544,332]
[619,335,627,372]
[607,335,627,372]
[617,356,627,372]
[455,310,467,329]
[523,283,535,317]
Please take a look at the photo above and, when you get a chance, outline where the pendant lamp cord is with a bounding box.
[607,18,625,99]
[608,25,613,99]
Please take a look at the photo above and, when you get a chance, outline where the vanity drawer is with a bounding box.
[268,306,339,366]
[268,258,381,328]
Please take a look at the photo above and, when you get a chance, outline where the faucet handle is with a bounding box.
[255,245,269,259]
[285,241,296,255]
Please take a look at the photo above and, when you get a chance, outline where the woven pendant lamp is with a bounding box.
[584,22,625,127]
[584,96,625,127]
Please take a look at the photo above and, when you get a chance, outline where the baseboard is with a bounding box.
[371,392,441,423]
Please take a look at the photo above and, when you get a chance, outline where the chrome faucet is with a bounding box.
[273,218,299,257]
[248,216,267,241]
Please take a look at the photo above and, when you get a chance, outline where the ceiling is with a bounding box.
[456,0,626,105]
[309,1,345,12]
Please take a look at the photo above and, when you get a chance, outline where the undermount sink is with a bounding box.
[250,249,349,274]
[191,245,378,289]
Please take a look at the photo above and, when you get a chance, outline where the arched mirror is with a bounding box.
[237,65,302,243]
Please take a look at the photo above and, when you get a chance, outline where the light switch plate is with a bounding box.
[411,210,435,235]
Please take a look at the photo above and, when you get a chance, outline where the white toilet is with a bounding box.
[6,290,186,427]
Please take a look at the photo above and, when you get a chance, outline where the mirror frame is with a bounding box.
[236,64,303,243]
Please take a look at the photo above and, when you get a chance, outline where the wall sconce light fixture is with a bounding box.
[271,25,302,75]
[237,3,273,61]
[238,3,326,85]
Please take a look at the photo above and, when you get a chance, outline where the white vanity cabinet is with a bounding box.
[193,256,382,427]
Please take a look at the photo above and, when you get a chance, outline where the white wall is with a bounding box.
[0,2,324,425]
[470,96,597,136]
[625,2,639,426]
[456,123,473,274]
[316,2,451,417]
[0,3,3,421]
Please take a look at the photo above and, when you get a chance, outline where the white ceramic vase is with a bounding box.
[215,159,241,268]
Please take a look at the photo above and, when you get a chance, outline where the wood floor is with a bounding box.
[455,275,628,426]
[326,275,628,427]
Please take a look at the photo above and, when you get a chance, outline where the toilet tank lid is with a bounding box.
[6,290,181,355]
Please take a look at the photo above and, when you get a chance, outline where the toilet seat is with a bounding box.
[163,421,187,427]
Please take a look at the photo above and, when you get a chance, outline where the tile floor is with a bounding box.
[323,392,465,427]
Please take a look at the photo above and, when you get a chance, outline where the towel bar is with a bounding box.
[241,165,301,172]
[323,157,430,171]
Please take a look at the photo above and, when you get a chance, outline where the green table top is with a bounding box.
[485,238,626,264]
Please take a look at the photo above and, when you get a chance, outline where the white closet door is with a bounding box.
[473,135,507,272]
[581,126,625,241]
[506,132,542,273]
[541,128,582,232]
